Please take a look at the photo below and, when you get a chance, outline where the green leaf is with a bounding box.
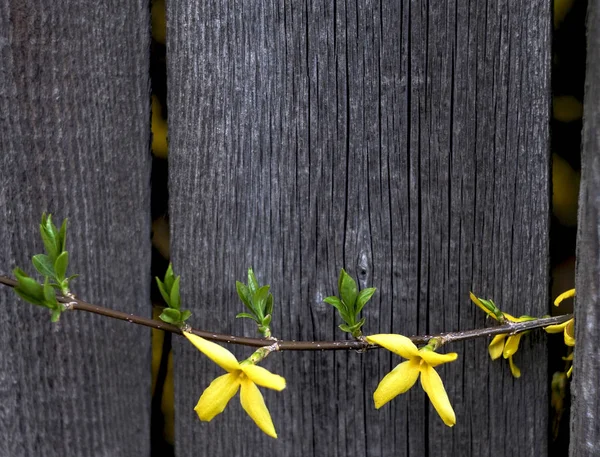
[58,218,68,253]
[477,297,504,321]
[32,254,55,278]
[324,296,350,322]
[66,274,79,282]
[54,251,69,282]
[262,314,272,326]
[180,310,192,322]
[252,285,270,318]
[164,263,175,292]
[169,276,181,310]
[13,268,46,306]
[236,312,259,321]
[159,308,181,324]
[350,317,366,331]
[236,281,252,308]
[339,269,358,311]
[355,287,376,315]
[40,214,60,261]
[348,317,366,337]
[338,323,352,333]
[155,278,171,306]
[247,268,259,295]
[265,294,273,316]
[13,267,30,282]
[14,287,44,307]
[42,279,56,304]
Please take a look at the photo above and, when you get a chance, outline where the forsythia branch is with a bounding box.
[0,275,572,351]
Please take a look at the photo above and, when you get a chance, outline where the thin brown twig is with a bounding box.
[0,275,572,351]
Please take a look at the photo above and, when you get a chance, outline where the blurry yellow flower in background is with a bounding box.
[366,334,457,427]
[184,332,286,438]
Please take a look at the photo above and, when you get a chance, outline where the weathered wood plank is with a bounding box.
[168,1,550,456]
[0,1,151,456]
[571,0,600,454]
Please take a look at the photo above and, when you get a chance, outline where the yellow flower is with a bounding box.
[545,289,575,347]
[184,332,286,438]
[554,288,576,306]
[469,292,534,378]
[487,313,532,378]
[546,318,575,346]
[366,334,457,427]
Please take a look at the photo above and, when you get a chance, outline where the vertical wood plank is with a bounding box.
[0,1,151,456]
[168,1,550,456]
[571,0,600,454]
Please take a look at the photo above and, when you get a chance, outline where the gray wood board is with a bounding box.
[168,1,551,456]
[571,0,600,454]
[0,1,151,456]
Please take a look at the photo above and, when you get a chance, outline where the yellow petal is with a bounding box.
[372,359,420,409]
[564,320,575,346]
[194,373,240,421]
[508,356,521,378]
[503,333,523,359]
[503,313,534,323]
[420,363,456,427]
[366,334,419,359]
[545,322,569,333]
[240,377,277,438]
[242,364,286,391]
[184,332,240,372]
[566,366,573,378]
[488,334,506,360]
[554,289,575,307]
[419,349,458,367]
[562,352,573,361]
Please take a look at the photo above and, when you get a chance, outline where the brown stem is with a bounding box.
[0,275,572,351]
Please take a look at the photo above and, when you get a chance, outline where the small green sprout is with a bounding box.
[13,268,64,322]
[11,213,78,322]
[235,268,274,338]
[325,269,376,338]
[33,213,78,295]
[155,263,192,327]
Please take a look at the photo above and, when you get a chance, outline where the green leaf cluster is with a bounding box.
[32,214,77,295]
[13,268,64,322]
[11,214,78,322]
[325,269,376,338]
[155,263,192,327]
[235,268,274,338]
[476,296,505,321]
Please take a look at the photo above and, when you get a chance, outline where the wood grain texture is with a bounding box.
[0,1,151,456]
[167,1,551,456]
[571,0,600,454]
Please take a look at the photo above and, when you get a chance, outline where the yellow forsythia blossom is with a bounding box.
[545,289,575,347]
[366,334,457,427]
[487,313,533,378]
[469,292,534,378]
[184,332,286,438]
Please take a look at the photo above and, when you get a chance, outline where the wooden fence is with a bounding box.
[0,1,596,456]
